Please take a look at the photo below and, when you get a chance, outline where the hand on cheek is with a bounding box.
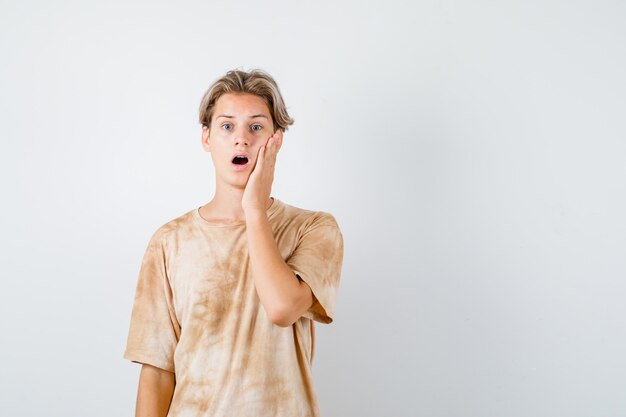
[241,129,283,213]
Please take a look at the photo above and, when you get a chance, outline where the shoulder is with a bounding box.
[145,208,196,247]
[275,199,341,232]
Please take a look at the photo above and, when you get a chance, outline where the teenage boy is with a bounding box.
[123,68,344,417]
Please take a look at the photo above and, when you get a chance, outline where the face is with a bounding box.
[201,93,276,188]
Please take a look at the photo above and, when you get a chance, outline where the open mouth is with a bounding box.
[231,155,250,171]
[232,156,249,165]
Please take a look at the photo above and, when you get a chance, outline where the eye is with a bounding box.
[251,124,262,132]
[222,123,233,131]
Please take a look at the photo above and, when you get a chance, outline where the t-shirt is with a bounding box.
[123,197,344,417]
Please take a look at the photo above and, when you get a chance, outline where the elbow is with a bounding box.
[268,306,295,328]
[272,318,293,328]
[266,273,312,327]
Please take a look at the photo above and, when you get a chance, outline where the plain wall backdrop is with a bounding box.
[1,0,625,416]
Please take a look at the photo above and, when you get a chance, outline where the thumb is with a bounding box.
[254,145,265,168]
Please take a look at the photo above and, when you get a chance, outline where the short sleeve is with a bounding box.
[123,232,181,373]
[285,212,344,324]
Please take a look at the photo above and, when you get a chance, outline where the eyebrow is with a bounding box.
[216,114,269,119]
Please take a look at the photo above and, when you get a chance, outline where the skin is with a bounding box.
[199,92,314,327]
[135,93,314,417]
[135,364,175,417]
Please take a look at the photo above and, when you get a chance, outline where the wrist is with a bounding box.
[244,208,267,222]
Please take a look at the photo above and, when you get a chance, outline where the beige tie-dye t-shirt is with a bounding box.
[123,197,344,417]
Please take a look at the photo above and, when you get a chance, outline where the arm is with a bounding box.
[135,363,176,417]
[246,210,314,327]
[242,130,313,327]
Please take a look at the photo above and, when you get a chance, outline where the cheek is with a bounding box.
[215,146,237,165]
[207,135,225,150]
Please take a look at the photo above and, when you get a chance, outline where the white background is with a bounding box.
[1,1,625,416]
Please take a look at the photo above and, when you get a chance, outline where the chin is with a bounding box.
[215,172,247,188]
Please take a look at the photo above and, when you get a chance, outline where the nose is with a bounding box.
[232,125,251,146]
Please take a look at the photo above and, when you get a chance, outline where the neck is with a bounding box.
[201,185,273,223]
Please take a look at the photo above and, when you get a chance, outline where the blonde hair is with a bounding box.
[198,68,294,133]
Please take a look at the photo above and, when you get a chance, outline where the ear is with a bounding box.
[201,125,211,152]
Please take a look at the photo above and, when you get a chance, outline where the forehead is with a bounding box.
[213,93,271,119]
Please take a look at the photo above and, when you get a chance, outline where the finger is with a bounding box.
[256,145,265,168]
[266,131,276,147]
[271,130,281,152]
[268,139,279,162]
[266,135,277,158]
[276,130,283,149]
